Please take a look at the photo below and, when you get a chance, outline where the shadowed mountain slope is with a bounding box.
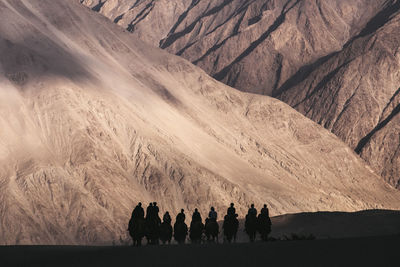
[275,1,400,188]
[81,0,386,95]
[1,0,400,245]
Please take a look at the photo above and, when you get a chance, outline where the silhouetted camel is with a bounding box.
[257,213,272,241]
[174,220,188,244]
[159,221,173,245]
[190,220,204,244]
[145,218,160,245]
[205,218,219,243]
[245,214,257,242]
[128,217,146,246]
[223,214,238,243]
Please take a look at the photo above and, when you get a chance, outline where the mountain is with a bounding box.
[275,2,400,188]
[81,0,385,95]
[1,0,400,245]
[82,0,400,188]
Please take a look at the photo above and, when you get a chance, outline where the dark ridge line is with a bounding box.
[213,54,220,70]
[272,51,339,97]
[316,0,331,30]
[213,0,300,83]
[321,87,342,128]
[159,0,201,48]
[248,0,271,27]
[202,0,257,37]
[294,59,353,109]
[179,0,252,58]
[176,41,196,56]
[127,1,154,32]
[356,0,400,38]
[192,11,247,65]
[248,15,262,26]
[274,0,400,98]
[160,0,200,48]
[203,0,233,17]
[330,82,362,131]
[160,0,234,49]
[271,53,283,94]
[355,95,400,154]
[225,67,241,87]
[380,87,400,120]
[304,63,350,121]
[92,0,106,12]
[114,14,124,23]
[129,0,142,10]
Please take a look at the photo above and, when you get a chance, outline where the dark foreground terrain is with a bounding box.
[1,235,399,267]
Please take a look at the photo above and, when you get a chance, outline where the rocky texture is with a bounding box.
[1,0,400,245]
[275,1,400,188]
[81,0,386,95]
[82,0,400,188]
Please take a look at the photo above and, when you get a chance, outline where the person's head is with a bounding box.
[195,208,198,212]
[264,204,267,208]
[138,202,142,206]
[251,203,254,208]
[149,203,153,206]
[181,209,184,213]
[166,211,169,214]
[153,202,157,206]
[211,207,214,211]
[230,203,234,207]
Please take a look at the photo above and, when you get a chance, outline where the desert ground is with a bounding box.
[2,0,400,245]
[1,235,399,267]
[1,210,400,266]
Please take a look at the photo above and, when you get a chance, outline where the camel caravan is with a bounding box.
[128,202,272,246]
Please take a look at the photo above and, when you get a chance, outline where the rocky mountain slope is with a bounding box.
[82,0,400,188]
[1,0,400,245]
[81,0,385,95]
[275,2,400,188]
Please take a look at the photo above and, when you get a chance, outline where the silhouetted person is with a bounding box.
[192,208,202,223]
[160,211,173,244]
[261,204,269,216]
[248,203,257,218]
[163,211,172,225]
[153,202,159,215]
[132,202,145,220]
[153,202,161,224]
[208,207,217,222]
[227,203,236,217]
[176,209,186,223]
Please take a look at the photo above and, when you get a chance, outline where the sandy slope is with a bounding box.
[0,0,400,244]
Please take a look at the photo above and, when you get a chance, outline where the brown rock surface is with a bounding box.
[1,0,400,245]
[81,0,385,95]
[82,0,400,189]
[275,2,400,188]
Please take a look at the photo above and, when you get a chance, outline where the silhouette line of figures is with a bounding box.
[128,202,272,246]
